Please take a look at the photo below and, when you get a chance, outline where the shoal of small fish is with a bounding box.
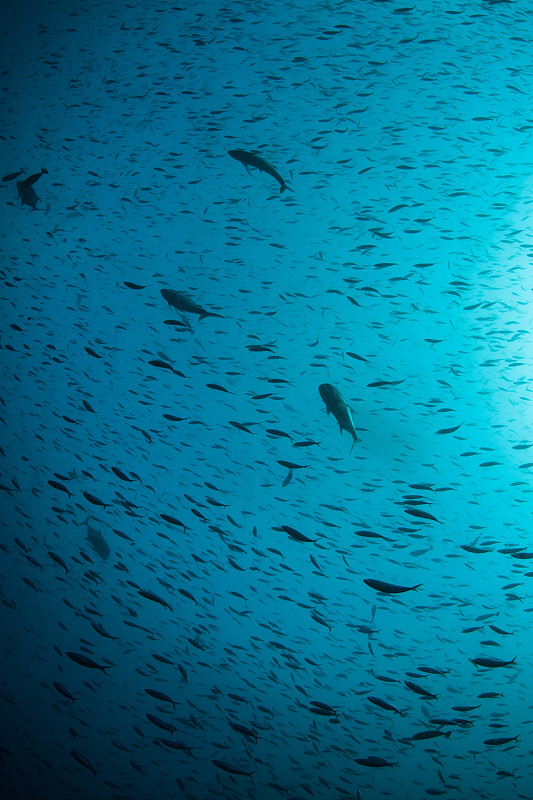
[1,1,533,799]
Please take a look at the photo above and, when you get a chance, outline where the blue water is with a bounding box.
[2,0,532,797]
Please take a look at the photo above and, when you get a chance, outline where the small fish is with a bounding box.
[404,680,437,700]
[470,656,517,668]
[367,696,403,716]
[277,460,307,470]
[437,423,463,434]
[48,551,68,574]
[83,491,108,507]
[70,749,96,777]
[2,169,24,182]
[411,730,451,741]
[278,525,317,543]
[66,652,111,672]
[405,507,440,523]
[211,758,254,775]
[111,466,133,482]
[266,428,293,441]
[48,479,71,498]
[91,621,117,640]
[160,513,186,528]
[146,713,177,733]
[145,688,176,708]
[138,588,172,611]
[484,736,519,746]
[364,579,421,594]
[53,682,75,701]
[355,756,397,768]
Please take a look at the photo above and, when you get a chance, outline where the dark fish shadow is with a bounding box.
[86,517,110,560]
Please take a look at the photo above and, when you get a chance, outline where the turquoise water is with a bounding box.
[1,0,532,797]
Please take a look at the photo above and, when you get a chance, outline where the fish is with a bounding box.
[470,656,517,668]
[211,759,255,775]
[318,383,357,452]
[278,524,317,543]
[355,756,398,768]
[70,749,97,777]
[484,736,519,746]
[367,696,404,716]
[2,169,24,181]
[146,713,177,734]
[228,149,290,193]
[138,588,172,611]
[66,652,111,672]
[364,579,421,594]
[160,288,223,320]
[16,168,48,209]
[53,682,75,701]
[145,688,176,708]
[86,519,110,560]
[411,730,451,740]
[404,680,437,700]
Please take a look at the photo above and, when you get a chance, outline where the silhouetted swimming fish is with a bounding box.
[160,288,223,319]
[228,149,290,193]
[318,383,357,452]
[2,170,24,182]
[86,519,110,560]
[16,168,48,209]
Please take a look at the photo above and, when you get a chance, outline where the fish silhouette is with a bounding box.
[15,168,48,209]
[318,383,357,452]
[86,518,110,560]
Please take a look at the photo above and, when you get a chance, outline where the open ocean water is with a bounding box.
[1,0,533,798]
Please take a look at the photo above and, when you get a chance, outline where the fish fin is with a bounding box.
[200,311,224,320]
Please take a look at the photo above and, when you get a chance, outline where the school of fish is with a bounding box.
[1,1,533,799]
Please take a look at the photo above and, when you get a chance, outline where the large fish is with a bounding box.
[318,383,357,452]
[86,518,110,560]
[16,168,48,209]
[160,288,223,320]
[228,149,290,193]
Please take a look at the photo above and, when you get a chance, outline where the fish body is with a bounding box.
[404,680,437,699]
[470,656,516,669]
[364,579,421,594]
[66,652,111,672]
[228,149,289,193]
[70,749,96,777]
[368,696,403,716]
[17,182,39,208]
[318,383,357,451]
[87,520,110,560]
[160,288,222,320]
[355,756,397,768]
[16,168,47,209]
[212,759,254,776]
